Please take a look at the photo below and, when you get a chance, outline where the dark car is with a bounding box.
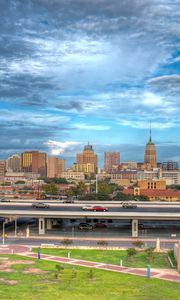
[32,202,49,209]
[78,222,93,230]
[122,202,137,209]
[94,222,107,228]
[92,206,108,212]
[0,198,10,202]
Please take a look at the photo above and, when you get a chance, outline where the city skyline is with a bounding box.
[0,0,179,165]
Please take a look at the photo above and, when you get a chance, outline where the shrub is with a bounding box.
[132,240,144,249]
[97,240,108,247]
[61,239,73,247]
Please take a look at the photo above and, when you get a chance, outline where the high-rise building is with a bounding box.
[104,152,120,172]
[76,143,97,172]
[144,126,157,170]
[73,162,95,174]
[6,154,21,172]
[161,161,179,171]
[47,157,65,178]
[21,151,47,176]
[0,160,6,182]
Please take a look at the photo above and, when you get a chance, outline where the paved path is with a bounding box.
[0,244,180,283]
[0,244,31,254]
[25,252,180,283]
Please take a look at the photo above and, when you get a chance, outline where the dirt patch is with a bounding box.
[23,268,48,274]
[0,278,17,285]
[0,260,35,272]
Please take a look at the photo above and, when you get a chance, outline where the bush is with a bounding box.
[61,239,73,247]
[127,248,137,258]
[132,240,144,249]
[97,240,108,247]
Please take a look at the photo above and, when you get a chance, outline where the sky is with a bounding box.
[0,0,179,167]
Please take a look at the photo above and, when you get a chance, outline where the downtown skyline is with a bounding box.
[0,0,179,166]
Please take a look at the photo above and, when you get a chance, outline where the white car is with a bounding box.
[82,205,94,211]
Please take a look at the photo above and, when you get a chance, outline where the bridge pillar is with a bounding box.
[46,219,52,230]
[39,218,45,235]
[132,219,138,237]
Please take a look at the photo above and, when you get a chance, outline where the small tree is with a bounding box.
[55,264,64,279]
[61,239,73,248]
[145,247,155,263]
[87,269,94,280]
[132,240,144,249]
[97,240,108,247]
[127,248,137,260]
[71,267,77,279]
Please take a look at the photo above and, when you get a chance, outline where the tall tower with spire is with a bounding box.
[144,123,157,170]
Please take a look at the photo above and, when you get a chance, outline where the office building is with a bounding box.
[144,127,157,169]
[47,157,64,178]
[73,162,95,174]
[6,154,21,172]
[0,160,6,182]
[21,151,47,177]
[104,152,120,172]
[76,143,97,173]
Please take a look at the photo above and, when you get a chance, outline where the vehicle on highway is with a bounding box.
[78,222,93,230]
[82,205,94,211]
[92,206,108,212]
[0,198,10,202]
[62,199,74,203]
[32,202,49,209]
[94,222,107,228]
[122,202,137,209]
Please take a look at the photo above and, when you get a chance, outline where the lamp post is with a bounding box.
[14,217,17,237]
[2,221,6,245]
[95,174,98,194]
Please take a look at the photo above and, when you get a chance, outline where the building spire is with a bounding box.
[149,120,152,143]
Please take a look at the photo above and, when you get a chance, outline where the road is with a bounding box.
[1,203,180,213]
[0,236,177,250]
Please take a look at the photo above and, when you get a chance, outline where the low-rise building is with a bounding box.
[123,187,180,201]
[61,171,85,181]
[138,180,166,190]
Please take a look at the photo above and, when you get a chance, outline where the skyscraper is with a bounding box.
[76,143,97,172]
[104,152,120,172]
[47,157,65,178]
[144,125,157,170]
[0,160,6,182]
[6,154,21,172]
[21,151,47,176]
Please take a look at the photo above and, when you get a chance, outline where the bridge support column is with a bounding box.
[39,218,45,235]
[46,219,52,230]
[132,219,138,237]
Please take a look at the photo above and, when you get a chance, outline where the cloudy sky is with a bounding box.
[0,0,179,167]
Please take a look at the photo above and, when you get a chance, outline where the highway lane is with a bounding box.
[0,204,180,213]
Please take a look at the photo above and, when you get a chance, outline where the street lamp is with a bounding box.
[2,221,6,245]
[96,174,98,194]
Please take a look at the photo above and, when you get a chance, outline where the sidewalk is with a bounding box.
[24,252,180,283]
[1,244,180,283]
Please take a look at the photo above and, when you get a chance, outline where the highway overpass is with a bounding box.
[1,203,180,237]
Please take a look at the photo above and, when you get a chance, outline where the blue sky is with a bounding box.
[0,0,179,167]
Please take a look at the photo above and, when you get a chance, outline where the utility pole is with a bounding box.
[96,174,98,194]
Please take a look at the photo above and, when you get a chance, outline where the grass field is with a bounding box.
[33,248,173,268]
[0,254,179,300]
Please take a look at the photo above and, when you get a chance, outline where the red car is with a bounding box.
[92,206,108,212]
[94,222,107,228]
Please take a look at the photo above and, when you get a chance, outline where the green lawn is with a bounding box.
[33,248,173,268]
[0,254,179,300]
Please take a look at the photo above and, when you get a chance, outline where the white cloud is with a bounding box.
[45,140,81,155]
[0,110,70,126]
[74,123,110,130]
[142,92,163,107]
[118,119,176,129]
